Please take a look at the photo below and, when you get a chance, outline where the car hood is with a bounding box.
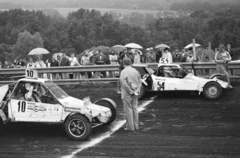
[58,96,110,112]
[0,85,9,103]
[185,74,228,88]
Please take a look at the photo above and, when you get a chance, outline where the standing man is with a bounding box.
[145,48,156,63]
[214,44,233,89]
[120,58,142,131]
[226,44,233,60]
[95,50,108,78]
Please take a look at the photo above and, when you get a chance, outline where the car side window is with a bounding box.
[40,84,59,104]
[12,82,26,100]
[156,67,164,77]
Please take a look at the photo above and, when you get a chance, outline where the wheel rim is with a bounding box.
[68,119,86,137]
[207,85,218,96]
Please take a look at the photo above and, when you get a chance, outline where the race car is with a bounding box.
[0,69,117,141]
[133,63,229,100]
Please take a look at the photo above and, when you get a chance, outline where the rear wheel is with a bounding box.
[64,114,92,141]
[203,82,222,100]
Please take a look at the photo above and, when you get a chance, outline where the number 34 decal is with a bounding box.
[157,81,165,91]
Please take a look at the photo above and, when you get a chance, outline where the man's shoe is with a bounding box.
[123,128,134,132]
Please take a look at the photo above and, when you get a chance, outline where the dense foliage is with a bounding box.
[0,6,240,62]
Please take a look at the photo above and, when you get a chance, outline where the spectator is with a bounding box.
[145,48,156,63]
[156,49,162,63]
[109,50,118,78]
[55,55,63,79]
[60,54,70,79]
[13,59,18,68]
[227,44,233,59]
[180,48,188,62]
[109,50,118,65]
[186,51,194,62]
[133,49,141,64]
[26,57,35,68]
[126,49,134,64]
[214,44,233,89]
[172,47,182,63]
[69,53,80,79]
[0,61,2,68]
[95,50,108,78]
[17,58,25,68]
[81,51,92,78]
[45,59,52,79]
[50,56,59,79]
[3,61,10,68]
[35,55,46,78]
[160,48,172,64]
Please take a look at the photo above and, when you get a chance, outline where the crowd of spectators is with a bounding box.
[0,44,234,79]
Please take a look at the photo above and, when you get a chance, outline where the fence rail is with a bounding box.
[0,62,240,86]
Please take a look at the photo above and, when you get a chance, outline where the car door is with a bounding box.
[9,99,63,122]
[152,65,179,91]
[9,81,63,122]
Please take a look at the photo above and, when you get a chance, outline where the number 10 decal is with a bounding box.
[18,101,26,112]
[26,69,34,77]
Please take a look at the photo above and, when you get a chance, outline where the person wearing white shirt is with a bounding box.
[159,48,172,64]
[26,58,35,68]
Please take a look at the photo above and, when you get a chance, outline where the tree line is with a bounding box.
[0,7,240,63]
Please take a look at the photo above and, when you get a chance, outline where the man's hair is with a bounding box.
[219,44,225,49]
[123,57,132,66]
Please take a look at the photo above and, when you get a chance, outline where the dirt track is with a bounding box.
[0,83,240,158]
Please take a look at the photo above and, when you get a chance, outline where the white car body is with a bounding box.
[151,64,228,92]
[134,63,228,99]
[0,70,117,140]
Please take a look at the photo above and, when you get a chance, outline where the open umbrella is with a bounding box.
[155,44,170,49]
[28,48,50,55]
[125,43,143,49]
[184,43,201,49]
[111,45,126,54]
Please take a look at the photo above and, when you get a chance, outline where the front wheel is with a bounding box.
[64,114,92,141]
[94,99,117,125]
[203,82,222,100]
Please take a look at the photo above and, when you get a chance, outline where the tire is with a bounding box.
[0,118,3,129]
[203,82,222,100]
[64,114,92,141]
[95,100,117,125]
[138,85,146,100]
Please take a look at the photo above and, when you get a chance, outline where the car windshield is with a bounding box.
[44,81,68,99]
[179,65,189,73]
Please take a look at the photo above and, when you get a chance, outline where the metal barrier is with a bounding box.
[0,62,240,86]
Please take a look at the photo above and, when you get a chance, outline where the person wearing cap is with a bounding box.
[120,58,142,131]
[159,48,172,64]
[214,44,233,88]
[145,48,156,63]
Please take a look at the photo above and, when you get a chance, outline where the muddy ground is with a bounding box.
[0,83,240,158]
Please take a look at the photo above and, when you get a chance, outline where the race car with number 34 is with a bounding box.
[133,63,229,100]
[0,69,117,141]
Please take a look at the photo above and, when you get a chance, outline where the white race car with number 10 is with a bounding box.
[0,69,117,141]
[133,63,229,100]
